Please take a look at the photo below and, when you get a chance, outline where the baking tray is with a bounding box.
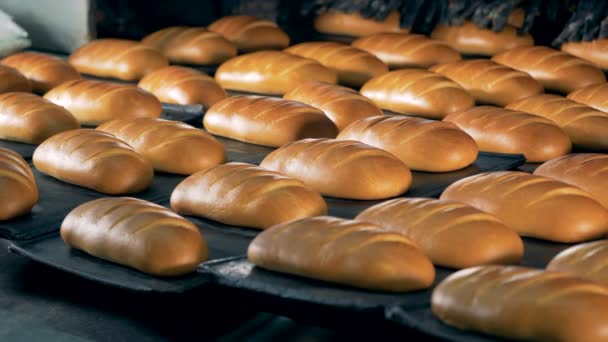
[0,140,37,160]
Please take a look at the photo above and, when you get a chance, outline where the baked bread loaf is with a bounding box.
[356,198,523,268]
[141,26,236,65]
[562,39,608,70]
[443,106,571,162]
[440,171,608,242]
[359,69,474,119]
[430,22,533,56]
[61,197,207,276]
[337,115,478,172]
[534,154,608,208]
[43,79,162,126]
[283,81,383,131]
[0,147,38,220]
[0,92,79,144]
[215,51,337,95]
[204,95,337,147]
[429,59,543,106]
[208,15,289,52]
[260,138,412,200]
[33,129,153,194]
[508,7,524,28]
[2,52,81,94]
[314,10,406,37]
[138,66,227,108]
[507,94,608,150]
[547,240,608,286]
[0,65,31,94]
[97,118,225,175]
[171,162,327,229]
[568,83,608,113]
[351,32,461,69]
[492,46,606,93]
[68,39,168,81]
[284,42,388,87]
[248,216,434,291]
[432,265,608,342]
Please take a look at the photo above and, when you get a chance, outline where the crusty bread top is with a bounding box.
[547,240,608,285]
[0,147,36,192]
[507,94,608,127]
[0,65,31,94]
[2,52,81,93]
[568,83,608,113]
[208,15,280,40]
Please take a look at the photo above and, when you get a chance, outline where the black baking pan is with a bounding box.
[0,140,37,160]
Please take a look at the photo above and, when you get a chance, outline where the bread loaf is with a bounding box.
[356,198,523,268]
[351,32,461,69]
[283,81,383,131]
[440,171,608,242]
[97,118,225,175]
[215,51,337,95]
[208,15,289,52]
[284,42,388,87]
[568,83,608,113]
[0,65,31,94]
[204,95,337,147]
[508,8,524,28]
[141,26,236,65]
[429,59,543,106]
[432,265,608,342]
[548,240,608,286]
[444,106,571,162]
[260,138,412,200]
[2,52,81,94]
[314,10,406,37]
[248,216,434,291]
[492,46,606,93]
[507,94,608,150]
[33,129,153,194]
[61,197,207,276]
[359,69,474,119]
[337,116,478,172]
[0,147,37,220]
[43,79,162,126]
[68,39,168,81]
[430,22,533,56]
[562,39,608,70]
[0,92,79,144]
[138,66,227,108]
[534,154,608,208]
[171,162,327,229]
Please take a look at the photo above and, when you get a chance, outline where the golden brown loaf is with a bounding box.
[568,83,608,113]
[284,42,388,87]
[260,138,412,200]
[43,79,162,126]
[337,116,478,172]
[492,46,606,93]
[2,52,81,94]
[141,26,236,65]
[283,81,383,131]
[0,92,79,144]
[440,171,608,242]
[534,154,608,208]
[562,39,608,70]
[507,94,608,150]
[0,147,38,220]
[0,65,31,94]
[443,106,571,162]
[33,129,153,194]
[351,32,461,69]
[171,162,327,229]
[208,15,289,52]
[429,59,543,106]
[432,265,608,342]
[61,197,207,276]
[313,10,406,37]
[138,66,227,108]
[356,198,523,268]
[508,8,525,28]
[68,39,169,81]
[215,51,337,95]
[359,69,474,119]
[430,22,533,56]
[203,95,337,147]
[97,118,226,175]
[248,216,435,291]
[547,240,608,286]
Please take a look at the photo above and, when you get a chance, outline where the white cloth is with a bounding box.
[0,9,30,58]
